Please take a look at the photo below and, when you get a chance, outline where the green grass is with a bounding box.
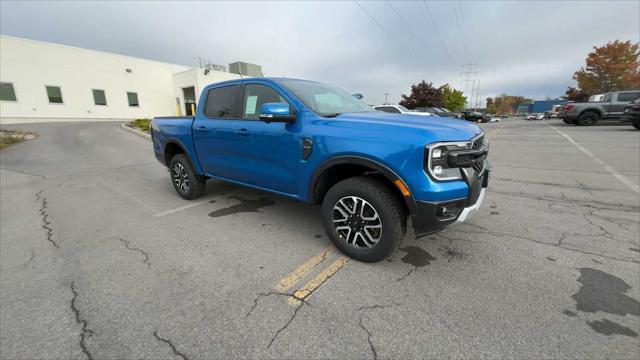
[127,118,151,133]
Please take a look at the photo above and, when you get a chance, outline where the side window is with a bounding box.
[205,85,240,118]
[617,92,640,102]
[93,89,107,106]
[46,86,63,104]
[377,106,400,113]
[603,93,612,102]
[127,92,139,107]
[242,84,287,119]
[0,82,17,101]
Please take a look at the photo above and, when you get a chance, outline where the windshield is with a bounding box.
[277,79,375,117]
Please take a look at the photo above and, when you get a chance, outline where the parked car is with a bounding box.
[415,107,462,119]
[152,78,490,262]
[373,104,436,117]
[560,90,640,125]
[624,98,640,130]
[526,113,543,120]
[460,111,487,122]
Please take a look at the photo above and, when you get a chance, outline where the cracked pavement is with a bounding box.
[0,120,639,359]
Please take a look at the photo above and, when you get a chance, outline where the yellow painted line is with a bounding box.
[275,246,335,292]
[288,256,349,305]
[486,125,505,139]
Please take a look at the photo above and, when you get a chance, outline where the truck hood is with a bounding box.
[331,112,483,143]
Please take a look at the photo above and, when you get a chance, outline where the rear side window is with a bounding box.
[242,84,287,119]
[0,82,17,101]
[617,92,640,102]
[205,85,240,118]
[376,106,400,113]
[603,93,613,102]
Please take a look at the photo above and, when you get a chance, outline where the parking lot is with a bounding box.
[1,119,639,359]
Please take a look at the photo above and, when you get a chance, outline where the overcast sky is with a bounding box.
[1,0,638,105]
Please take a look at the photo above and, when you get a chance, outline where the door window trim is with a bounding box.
[203,83,243,120]
[239,82,296,121]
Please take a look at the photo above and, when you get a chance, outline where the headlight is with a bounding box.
[424,141,470,181]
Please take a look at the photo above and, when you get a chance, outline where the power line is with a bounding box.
[386,1,430,56]
[353,0,412,57]
[457,1,470,53]
[451,1,469,60]
[419,1,458,72]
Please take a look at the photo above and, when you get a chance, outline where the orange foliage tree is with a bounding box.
[573,40,640,94]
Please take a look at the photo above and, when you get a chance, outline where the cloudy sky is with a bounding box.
[1,0,638,105]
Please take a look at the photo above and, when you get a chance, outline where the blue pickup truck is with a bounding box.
[151,78,489,262]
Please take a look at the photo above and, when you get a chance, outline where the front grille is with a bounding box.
[473,160,484,173]
[471,135,484,150]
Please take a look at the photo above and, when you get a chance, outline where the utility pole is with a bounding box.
[460,63,478,110]
[384,93,389,105]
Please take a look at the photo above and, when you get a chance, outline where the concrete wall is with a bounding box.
[0,36,243,124]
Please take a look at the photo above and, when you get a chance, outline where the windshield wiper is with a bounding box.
[323,113,342,118]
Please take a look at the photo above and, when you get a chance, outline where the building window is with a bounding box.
[0,82,17,102]
[93,89,107,106]
[46,86,64,104]
[127,92,139,107]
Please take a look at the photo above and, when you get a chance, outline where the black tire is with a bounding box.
[169,154,206,200]
[321,176,406,262]
[577,111,600,126]
[562,118,575,125]
[633,121,640,130]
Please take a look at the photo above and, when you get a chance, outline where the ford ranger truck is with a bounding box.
[151,78,490,262]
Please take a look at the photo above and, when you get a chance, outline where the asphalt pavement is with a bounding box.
[0,119,639,359]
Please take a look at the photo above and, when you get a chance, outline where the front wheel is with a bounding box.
[321,177,406,262]
[169,154,206,200]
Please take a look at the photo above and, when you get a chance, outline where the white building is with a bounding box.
[0,36,259,124]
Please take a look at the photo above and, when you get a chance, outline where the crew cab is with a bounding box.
[560,90,640,125]
[151,78,490,262]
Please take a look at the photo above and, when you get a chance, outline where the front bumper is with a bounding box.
[412,164,490,237]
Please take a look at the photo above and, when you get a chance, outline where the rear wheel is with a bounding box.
[169,154,206,200]
[633,122,640,130]
[321,177,405,262]
[577,111,600,126]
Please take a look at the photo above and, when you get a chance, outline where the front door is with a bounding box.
[233,82,300,195]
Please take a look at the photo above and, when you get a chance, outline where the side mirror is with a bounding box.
[259,103,296,123]
[352,93,364,100]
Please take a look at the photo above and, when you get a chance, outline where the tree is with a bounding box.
[399,80,444,109]
[440,85,466,111]
[486,95,532,114]
[565,86,589,102]
[573,40,640,94]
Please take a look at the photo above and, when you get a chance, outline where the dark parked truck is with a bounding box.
[151,78,490,262]
[560,90,640,125]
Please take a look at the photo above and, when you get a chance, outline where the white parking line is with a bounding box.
[547,124,640,194]
[152,199,211,217]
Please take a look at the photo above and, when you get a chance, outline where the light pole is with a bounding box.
[384,93,389,105]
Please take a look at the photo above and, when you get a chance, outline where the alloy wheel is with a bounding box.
[332,196,382,248]
[172,163,190,193]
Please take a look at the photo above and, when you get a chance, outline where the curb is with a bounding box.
[120,123,151,141]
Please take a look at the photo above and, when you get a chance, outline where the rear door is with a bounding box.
[611,92,640,117]
[192,83,250,182]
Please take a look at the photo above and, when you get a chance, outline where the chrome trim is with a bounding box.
[455,188,486,223]
[424,132,486,181]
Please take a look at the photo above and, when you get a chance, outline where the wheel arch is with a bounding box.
[578,108,602,118]
[308,156,415,215]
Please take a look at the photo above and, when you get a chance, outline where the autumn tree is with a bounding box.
[399,80,445,109]
[440,84,466,111]
[565,86,590,102]
[486,95,532,114]
[573,40,640,94]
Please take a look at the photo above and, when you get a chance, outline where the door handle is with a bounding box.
[195,126,208,133]
[237,128,250,137]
